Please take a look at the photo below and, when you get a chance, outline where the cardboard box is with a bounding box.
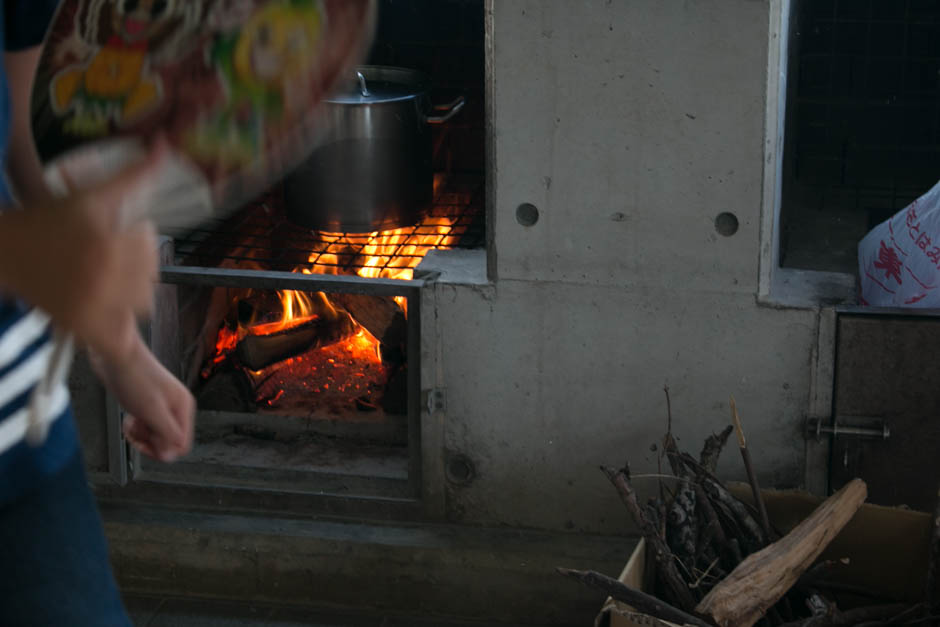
[596,486,933,627]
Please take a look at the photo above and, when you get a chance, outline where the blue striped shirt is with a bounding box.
[0,0,79,505]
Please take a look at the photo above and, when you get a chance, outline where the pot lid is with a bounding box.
[329,65,429,103]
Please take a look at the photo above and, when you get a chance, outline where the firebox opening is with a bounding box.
[196,286,407,420]
[140,277,417,493]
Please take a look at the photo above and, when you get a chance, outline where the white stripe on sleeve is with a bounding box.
[0,343,54,410]
[0,382,70,454]
[0,310,51,371]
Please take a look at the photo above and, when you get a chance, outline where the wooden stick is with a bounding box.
[700,473,767,552]
[601,465,698,611]
[700,425,734,475]
[556,568,713,627]
[695,479,868,627]
[730,396,772,539]
[674,451,767,549]
[694,483,742,571]
[668,478,698,570]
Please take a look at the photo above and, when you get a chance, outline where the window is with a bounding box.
[780,0,940,275]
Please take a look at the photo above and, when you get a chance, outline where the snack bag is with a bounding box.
[858,180,940,307]
[32,0,376,225]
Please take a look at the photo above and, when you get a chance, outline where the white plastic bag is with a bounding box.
[858,180,940,307]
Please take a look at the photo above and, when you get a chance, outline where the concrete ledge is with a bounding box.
[103,503,635,626]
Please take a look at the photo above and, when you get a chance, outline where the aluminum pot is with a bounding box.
[284,65,465,232]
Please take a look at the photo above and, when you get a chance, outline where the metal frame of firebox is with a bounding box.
[137,268,425,505]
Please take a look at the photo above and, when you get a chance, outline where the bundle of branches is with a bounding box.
[559,389,940,627]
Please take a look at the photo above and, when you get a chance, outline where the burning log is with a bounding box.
[329,293,407,349]
[236,310,357,370]
[695,479,868,627]
[196,365,255,412]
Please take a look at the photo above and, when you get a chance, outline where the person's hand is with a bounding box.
[0,141,167,363]
[91,333,195,462]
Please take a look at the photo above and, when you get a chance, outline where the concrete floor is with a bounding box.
[125,595,546,627]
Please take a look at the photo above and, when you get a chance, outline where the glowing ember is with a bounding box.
[212,325,239,365]
[249,329,387,414]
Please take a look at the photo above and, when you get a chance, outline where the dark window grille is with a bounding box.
[781,0,940,273]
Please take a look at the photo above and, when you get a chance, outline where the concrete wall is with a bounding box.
[423,0,826,534]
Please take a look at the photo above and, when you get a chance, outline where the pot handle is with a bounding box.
[427,96,466,124]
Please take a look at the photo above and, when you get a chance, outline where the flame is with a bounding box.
[303,217,462,316]
[246,289,320,336]
[212,325,239,365]
[204,186,471,407]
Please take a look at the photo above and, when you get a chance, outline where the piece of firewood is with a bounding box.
[602,464,698,611]
[668,478,698,571]
[675,450,767,552]
[236,310,356,370]
[694,483,742,571]
[700,473,767,553]
[699,425,734,475]
[330,293,406,349]
[695,479,867,627]
[556,568,713,627]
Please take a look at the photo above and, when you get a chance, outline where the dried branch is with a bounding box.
[730,396,772,540]
[668,478,698,570]
[601,464,698,611]
[667,448,768,555]
[700,424,734,475]
[700,473,767,553]
[556,567,713,627]
[695,483,742,571]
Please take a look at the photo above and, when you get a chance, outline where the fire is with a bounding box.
[203,188,471,412]
[212,325,239,364]
[246,290,318,336]
[303,217,464,314]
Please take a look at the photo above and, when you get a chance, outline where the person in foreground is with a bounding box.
[0,2,195,624]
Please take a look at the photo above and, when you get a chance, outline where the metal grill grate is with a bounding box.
[171,174,485,276]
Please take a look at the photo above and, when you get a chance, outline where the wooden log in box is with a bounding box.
[595,485,933,627]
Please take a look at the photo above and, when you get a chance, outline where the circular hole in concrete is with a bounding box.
[715,212,739,237]
[516,203,540,227]
[446,455,475,485]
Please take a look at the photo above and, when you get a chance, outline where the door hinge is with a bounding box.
[804,417,891,442]
[423,388,446,414]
